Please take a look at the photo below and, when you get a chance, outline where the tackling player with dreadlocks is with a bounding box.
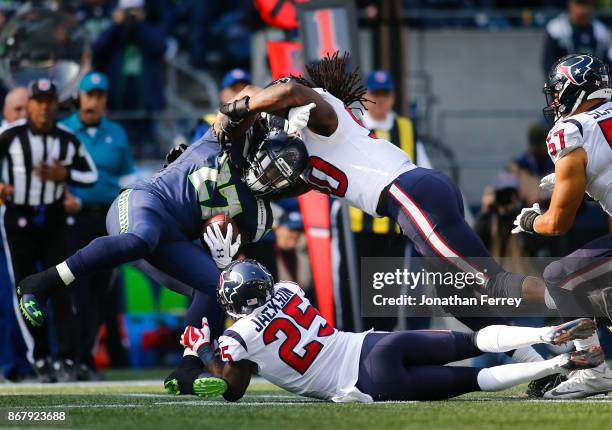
[218,52,552,329]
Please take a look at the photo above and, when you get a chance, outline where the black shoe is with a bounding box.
[17,268,63,327]
[164,355,205,395]
[76,364,104,381]
[34,358,57,383]
[54,359,77,382]
[525,373,567,398]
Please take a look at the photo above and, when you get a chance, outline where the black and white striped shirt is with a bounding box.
[0,118,98,206]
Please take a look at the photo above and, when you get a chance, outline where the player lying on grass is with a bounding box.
[171,259,603,403]
[512,53,612,398]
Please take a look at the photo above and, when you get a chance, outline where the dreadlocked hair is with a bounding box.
[291,51,370,111]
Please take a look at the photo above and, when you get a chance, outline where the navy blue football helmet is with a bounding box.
[217,259,274,319]
[243,129,310,197]
[543,54,612,124]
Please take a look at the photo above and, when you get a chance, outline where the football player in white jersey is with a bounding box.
[217,53,549,334]
[173,259,602,402]
[512,53,612,398]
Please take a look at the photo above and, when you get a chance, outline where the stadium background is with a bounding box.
[0,0,610,378]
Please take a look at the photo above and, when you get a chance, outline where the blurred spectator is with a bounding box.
[0,79,98,382]
[1,86,28,126]
[61,71,134,378]
[189,0,260,71]
[191,68,252,143]
[509,123,554,205]
[543,0,610,74]
[74,0,115,43]
[335,70,431,331]
[275,210,312,294]
[93,0,166,158]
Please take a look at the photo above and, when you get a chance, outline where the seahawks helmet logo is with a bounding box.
[557,55,594,86]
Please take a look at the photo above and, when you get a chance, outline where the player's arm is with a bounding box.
[533,148,587,235]
[221,82,338,137]
[180,320,253,402]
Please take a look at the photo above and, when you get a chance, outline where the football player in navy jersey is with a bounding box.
[16,120,309,387]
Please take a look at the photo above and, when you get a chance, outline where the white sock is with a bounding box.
[512,346,544,363]
[476,325,549,352]
[56,261,75,286]
[574,332,600,351]
[477,355,565,391]
[183,347,197,357]
[544,289,557,310]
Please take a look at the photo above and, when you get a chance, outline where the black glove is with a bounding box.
[219,96,250,121]
[164,143,188,168]
[216,115,243,151]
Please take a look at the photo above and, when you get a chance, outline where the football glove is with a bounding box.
[180,317,211,353]
[219,96,250,121]
[540,173,556,193]
[202,223,241,269]
[287,103,316,134]
[163,143,188,168]
[511,203,542,234]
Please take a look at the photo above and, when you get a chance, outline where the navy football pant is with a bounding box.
[384,168,526,307]
[544,234,612,319]
[356,330,482,401]
[65,189,223,337]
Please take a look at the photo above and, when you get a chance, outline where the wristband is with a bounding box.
[197,342,215,366]
[520,210,539,233]
[220,96,250,121]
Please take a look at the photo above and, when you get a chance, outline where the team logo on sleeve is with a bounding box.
[557,55,594,86]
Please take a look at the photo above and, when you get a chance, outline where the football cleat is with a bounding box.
[193,377,228,399]
[17,267,64,327]
[558,346,605,371]
[544,362,612,399]
[542,318,597,346]
[163,355,205,395]
[525,373,567,399]
[19,295,45,327]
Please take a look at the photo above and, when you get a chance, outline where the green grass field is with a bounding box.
[1,375,611,430]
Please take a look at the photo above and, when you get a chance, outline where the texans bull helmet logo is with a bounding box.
[556,54,594,86]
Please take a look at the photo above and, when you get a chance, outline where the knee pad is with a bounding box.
[543,260,566,288]
[484,271,525,299]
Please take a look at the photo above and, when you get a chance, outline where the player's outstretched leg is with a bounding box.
[477,346,605,393]
[18,189,164,327]
[474,318,597,352]
[383,168,546,303]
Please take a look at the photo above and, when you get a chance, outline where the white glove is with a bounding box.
[539,173,556,192]
[180,317,211,352]
[203,223,241,269]
[287,103,316,134]
[511,203,542,234]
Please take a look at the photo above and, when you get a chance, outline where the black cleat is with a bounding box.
[17,268,64,327]
[34,358,57,383]
[164,355,205,395]
[525,373,567,398]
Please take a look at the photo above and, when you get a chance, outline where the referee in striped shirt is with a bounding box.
[0,79,97,382]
